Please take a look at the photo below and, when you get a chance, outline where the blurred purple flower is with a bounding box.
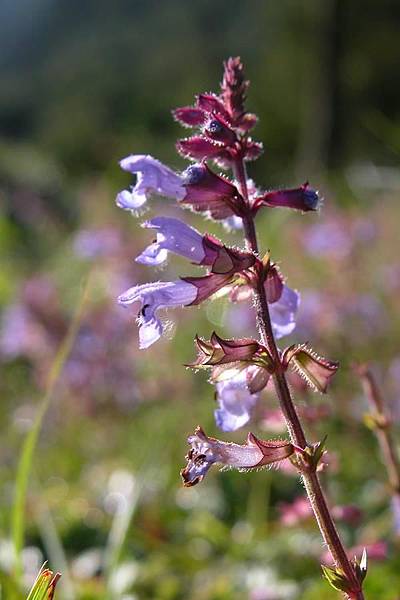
[303,220,352,259]
[279,496,312,526]
[269,285,300,339]
[215,367,260,431]
[118,280,197,348]
[0,305,38,358]
[136,217,205,266]
[116,155,185,211]
[73,227,122,259]
[391,494,400,536]
[225,303,257,337]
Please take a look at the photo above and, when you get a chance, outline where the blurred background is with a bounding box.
[1,1,400,598]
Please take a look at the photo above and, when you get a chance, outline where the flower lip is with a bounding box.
[117,280,198,349]
[116,154,186,212]
[136,216,206,266]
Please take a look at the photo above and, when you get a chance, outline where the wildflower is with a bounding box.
[136,216,256,274]
[268,285,300,339]
[214,368,261,431]
[187,333,272,431]
[136,217,206,266]
[73,227,123,259]
[181,426,294,486]
[118,280,197,348]
[116,154,185,211]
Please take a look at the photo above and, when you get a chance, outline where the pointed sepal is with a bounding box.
[282,344,339,393]
[188,332,270,368]
[172,106,206,127]
[177,136,225,160]
[353,548,368,585]
[202,234,256,275]
[181,273,234,305]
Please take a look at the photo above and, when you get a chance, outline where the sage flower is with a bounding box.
[181,426,294,486]
[118,280,197,348]
[136,217,206,266]
[269,285,300,339]
[116,154,185,211]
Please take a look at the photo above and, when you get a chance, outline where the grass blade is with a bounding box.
[12,274,93,583]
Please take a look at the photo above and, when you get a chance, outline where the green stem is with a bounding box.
[12,273,93,584]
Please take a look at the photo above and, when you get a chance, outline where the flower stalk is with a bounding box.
[234,158,365,600]
[116,55,367,599]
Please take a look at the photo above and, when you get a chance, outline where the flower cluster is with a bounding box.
[115,56,336,444]
[114,57,371,598]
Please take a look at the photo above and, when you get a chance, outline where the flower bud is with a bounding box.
[196,93,231,121]
[203,113,237,145]
[181,162,245,220]
[254,182,321,213]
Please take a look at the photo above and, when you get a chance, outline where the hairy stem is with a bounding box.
[233,158,364,599]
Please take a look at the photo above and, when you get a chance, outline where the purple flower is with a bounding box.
[135,217,206,266]
[73,227,122,259]
[303,221,351,259]
[118,280,197,349]
[269,285,300,339]
[391,494,400,536]
[215,367,260,431]
[116,155,185,211]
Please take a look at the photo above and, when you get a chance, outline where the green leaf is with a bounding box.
[26,564,61,600]
[12,273,93,583]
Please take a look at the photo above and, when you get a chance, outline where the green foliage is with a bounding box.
[26,565,60,600]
